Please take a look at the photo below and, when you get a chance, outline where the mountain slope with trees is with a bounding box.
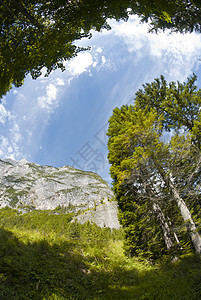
[0,159,119,229]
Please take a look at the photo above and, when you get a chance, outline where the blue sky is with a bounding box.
[1,16,201,183]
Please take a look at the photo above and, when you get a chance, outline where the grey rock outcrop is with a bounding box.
[0,159,120,228]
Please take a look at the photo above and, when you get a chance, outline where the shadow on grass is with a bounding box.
[0,227,201,300]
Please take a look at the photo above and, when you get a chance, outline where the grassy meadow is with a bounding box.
[0,207,201,299]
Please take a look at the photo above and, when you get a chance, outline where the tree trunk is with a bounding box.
[152,202,174,250]
[8,0,43,29]
[139,168,175,251]
[154,159,201,254]
[169,179,201,254]
[188,152,201,183]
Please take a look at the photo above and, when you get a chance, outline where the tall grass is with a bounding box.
[0,207,201,299]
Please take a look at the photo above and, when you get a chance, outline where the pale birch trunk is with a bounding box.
[154,159,201,254]
[168,179,201,254]
[152,202,174,250]
[140,169,175,251]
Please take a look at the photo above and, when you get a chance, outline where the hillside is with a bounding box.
[0,159,119,229]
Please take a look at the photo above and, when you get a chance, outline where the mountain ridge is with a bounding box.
[0,159,120,229]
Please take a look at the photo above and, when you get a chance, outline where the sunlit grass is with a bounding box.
[0,207,201,299]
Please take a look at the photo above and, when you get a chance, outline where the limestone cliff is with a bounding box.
[0,159,120,228]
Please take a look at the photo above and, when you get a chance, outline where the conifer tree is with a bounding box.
[107,76,201,258]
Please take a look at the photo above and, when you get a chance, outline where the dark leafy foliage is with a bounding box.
[1,1,201,97]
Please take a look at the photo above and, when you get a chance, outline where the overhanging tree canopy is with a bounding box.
[1,0,201,98]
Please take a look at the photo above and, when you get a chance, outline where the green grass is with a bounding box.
[0,207,201,299]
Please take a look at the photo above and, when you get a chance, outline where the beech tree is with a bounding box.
[0,0,88,97]
[1,0,201,98]
[107,76,201,258]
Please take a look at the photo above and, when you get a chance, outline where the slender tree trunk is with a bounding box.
[153,159,201,254]
[140,168,175,251]
[169,179,201,253]
[167,216,182,248]
[174,232,181,247]
[188,152,201,183]
[152,202,174,250]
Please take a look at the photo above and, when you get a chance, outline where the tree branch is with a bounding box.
[8,0,44,29]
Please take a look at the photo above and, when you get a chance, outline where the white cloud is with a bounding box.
[0,136,9,148]
[47,83,57,99]
[0,104,11,124]
[37,83,58,112]
[96,47,103,53]
[111,16,201,57]
[0,117,23,160]
[67,52,93,75]
[10,122,21,144]
[101,56,106,65]
[111,16,201,80]
[0,102,24,162]
[56,78,65,86]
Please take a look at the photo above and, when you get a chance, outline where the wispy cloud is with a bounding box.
[111,16,201,57]
[0,109,23,159]
[0,103,11,124]
[110,16,201,81]
[37,83,58,113]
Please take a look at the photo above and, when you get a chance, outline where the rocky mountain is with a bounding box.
[0,159,120,229]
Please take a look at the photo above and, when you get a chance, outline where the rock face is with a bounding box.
[0,159,120,228]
